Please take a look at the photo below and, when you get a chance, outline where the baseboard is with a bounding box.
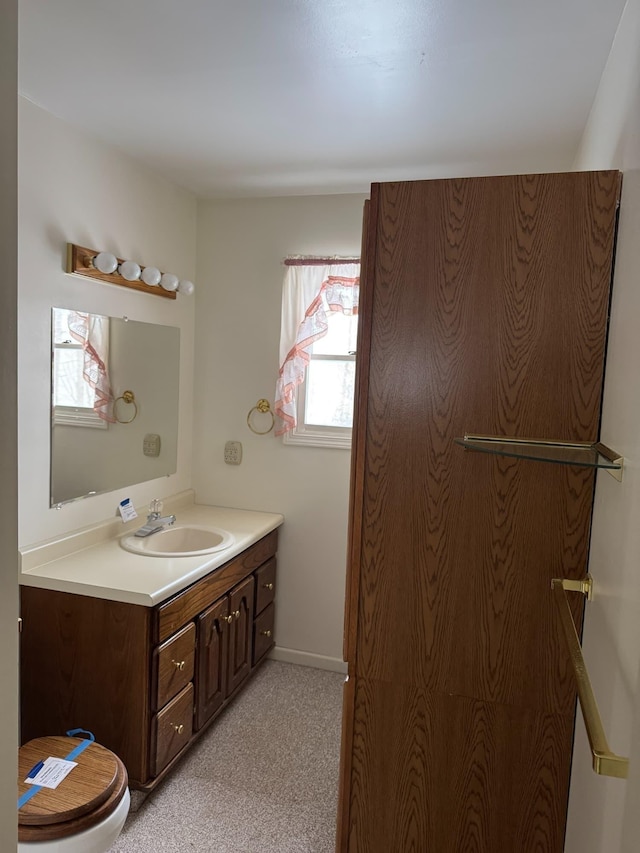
[269,645,348,674]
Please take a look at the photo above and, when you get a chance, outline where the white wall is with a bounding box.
[194,195,366,669]
[18,99,197,547]
[0,1,19,846]
[566,1,640,851]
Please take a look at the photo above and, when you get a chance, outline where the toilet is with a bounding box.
[18,734,130,852]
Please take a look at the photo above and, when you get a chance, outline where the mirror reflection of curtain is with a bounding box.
[53,309,114,425]
[50,312,181,506]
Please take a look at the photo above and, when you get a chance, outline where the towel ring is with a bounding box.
[114,389,138,424]
[247,399,275,435]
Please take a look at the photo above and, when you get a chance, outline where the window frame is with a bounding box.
[283,348,356,450]
[52,339,108,430]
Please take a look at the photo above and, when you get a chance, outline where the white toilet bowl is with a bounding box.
[18,788,130,852]
[18,735,130,853]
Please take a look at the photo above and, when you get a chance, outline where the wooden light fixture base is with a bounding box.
[66,244,177,300]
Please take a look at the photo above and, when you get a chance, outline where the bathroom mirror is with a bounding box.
[50,308,180,506]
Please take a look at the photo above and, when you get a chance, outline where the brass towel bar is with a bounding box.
[551,577,629,779]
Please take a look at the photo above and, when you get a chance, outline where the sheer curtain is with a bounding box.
[67,311,115,422]
[274,260,360,435]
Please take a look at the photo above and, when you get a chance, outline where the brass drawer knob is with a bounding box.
[234,609,241,620]
[263,582,274,591]
[172,660,185,671]
[173,724,184,735]
[224,614,233,624]
[260,629,272,638]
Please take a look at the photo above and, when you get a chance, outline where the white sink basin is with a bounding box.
[120,525,235,557]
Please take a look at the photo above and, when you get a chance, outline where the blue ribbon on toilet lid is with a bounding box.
[17,729,95,810]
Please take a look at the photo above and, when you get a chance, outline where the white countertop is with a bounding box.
[19,502,284,607]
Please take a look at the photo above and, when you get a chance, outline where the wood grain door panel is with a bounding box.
[340,171,621,851]
[345,677,573,853]
[354,172,620,712]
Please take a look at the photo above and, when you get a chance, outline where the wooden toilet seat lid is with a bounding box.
[18,736,121,826]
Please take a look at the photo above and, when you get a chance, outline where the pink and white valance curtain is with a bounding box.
[274,259,360,435]
[67,311,115,422]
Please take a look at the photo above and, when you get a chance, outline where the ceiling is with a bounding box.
[18,0,626,198]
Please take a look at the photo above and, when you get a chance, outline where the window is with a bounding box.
[52,308,111,428]
[275,259,359,449]
[286,311,357,447]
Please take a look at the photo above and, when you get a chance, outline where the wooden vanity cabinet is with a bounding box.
[20,529,278,792]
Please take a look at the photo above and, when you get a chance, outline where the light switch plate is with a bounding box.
[143,433,161,457]
[224,440,242,465]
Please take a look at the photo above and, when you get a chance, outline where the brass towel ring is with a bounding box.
[114,389,138,424]
[247,399,275,435]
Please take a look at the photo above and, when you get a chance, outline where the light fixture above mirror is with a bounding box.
[66,243,195,299]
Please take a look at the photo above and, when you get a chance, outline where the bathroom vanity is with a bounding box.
[19,500,283,792]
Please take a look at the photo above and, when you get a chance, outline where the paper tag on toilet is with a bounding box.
[25,757,77,789]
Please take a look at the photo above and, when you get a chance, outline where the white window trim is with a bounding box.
[283,420,352,449]
[53,405,108,429]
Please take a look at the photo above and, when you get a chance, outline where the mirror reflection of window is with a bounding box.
[50,309,180,506]
[52,308,110,429]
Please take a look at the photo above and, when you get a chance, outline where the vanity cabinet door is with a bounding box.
[227,575,255,696]
[195,596,230,730]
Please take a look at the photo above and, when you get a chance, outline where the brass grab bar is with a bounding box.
[551,577,629,779]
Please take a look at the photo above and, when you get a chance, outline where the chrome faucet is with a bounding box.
[134,499,176,538]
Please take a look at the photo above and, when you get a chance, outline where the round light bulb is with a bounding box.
[177,279,195,296]
[141,266,161,286]
[160,273,179,292]
[119,260,141,281]
[93,251,118,274]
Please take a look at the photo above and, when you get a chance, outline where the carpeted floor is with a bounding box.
[108,660,345,852]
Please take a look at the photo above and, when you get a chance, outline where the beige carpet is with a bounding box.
[109,660,345,852]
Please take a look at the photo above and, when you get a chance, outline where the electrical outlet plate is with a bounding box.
[224,440,242,465]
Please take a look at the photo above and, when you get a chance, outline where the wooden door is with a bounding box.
[227,575,255,695]
[195,596,229,730]
[339,172,621,852]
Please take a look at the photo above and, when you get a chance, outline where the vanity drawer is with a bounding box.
[152,622,196,711]
[254,558,276,616]
[151,683,194,777]
[253,602,275,666]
